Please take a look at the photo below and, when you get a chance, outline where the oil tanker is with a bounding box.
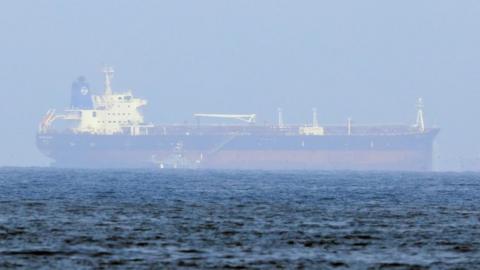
[36,67,439,170]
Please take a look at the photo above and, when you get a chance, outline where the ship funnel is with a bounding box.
[70,76,93,109]
[415,98,425,132]
[103,66,114,95]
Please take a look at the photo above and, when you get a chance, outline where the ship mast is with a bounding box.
[416,98,425,132]
[277,108,284,128]
[103,66,114,95]
[312,107,319,128]
[347,117,352,135]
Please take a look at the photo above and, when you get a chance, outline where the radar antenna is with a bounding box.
[103,66,114,95]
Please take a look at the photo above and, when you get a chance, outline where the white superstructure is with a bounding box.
[40,66,151,135]
[299,107,325,136]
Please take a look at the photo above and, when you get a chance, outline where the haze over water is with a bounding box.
[1,168,479,268]
[1,1,480,269]
[1,1,480,170]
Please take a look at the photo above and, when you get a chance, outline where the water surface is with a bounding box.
[0,168,479,269]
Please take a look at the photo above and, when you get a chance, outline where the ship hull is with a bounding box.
[36,129,438,171]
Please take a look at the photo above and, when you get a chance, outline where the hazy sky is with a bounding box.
[1,1,479,170]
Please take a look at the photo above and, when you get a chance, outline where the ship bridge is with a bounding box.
[39,66,151,136]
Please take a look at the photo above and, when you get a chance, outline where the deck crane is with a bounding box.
[193,114,256,123]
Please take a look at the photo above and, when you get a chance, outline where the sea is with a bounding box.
[0,168,479,269]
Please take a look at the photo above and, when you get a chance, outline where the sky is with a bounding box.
[0,0,479,170]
